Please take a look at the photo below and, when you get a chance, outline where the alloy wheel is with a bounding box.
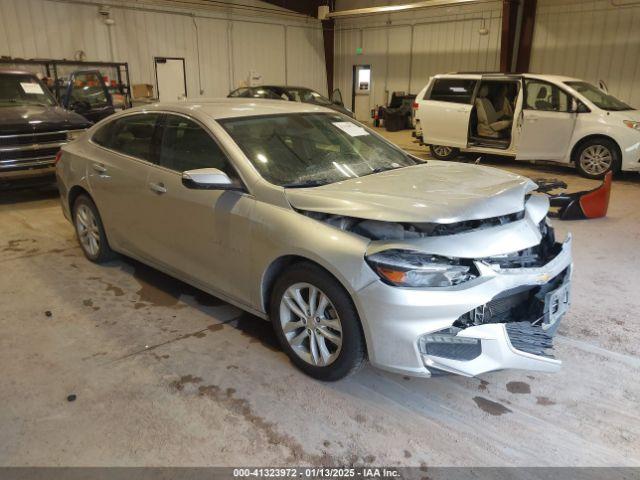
[75,204,100,257]
[579,145,613,176]
[279,282,343,367]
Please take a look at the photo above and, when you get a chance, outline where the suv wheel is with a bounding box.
[430,145,460,160]
[270,263,366,381]
[575,138,620,179]
[73,195,116,263]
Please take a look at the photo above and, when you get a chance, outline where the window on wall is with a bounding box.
[525,80,570,112]
[158,115,240,183]
[428,79,477,104]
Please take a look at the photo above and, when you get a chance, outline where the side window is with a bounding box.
[525,80,570,112]
[429,79,477,104]
[94,113,160,162]
[92,121,114,148]
[159,115,240,182]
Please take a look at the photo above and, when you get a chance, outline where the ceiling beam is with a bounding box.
[258,0,321,17]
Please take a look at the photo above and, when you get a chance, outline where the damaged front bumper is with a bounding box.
[354,235,572,378]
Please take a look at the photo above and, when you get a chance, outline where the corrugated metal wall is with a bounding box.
[333,1,502,113]
[0,0,327,97]
[530,0,640,107]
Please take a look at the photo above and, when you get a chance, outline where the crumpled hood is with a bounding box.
[285,161,538,223]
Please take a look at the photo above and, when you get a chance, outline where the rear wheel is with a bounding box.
[270,263,366,381]
[429,145,460,160]
[73,195,116,263]
[575,138,620,179]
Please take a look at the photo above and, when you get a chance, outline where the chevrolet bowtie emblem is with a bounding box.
[538,273,551,282]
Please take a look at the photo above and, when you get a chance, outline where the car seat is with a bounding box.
[534,87,555,111]
[475,85,512,138]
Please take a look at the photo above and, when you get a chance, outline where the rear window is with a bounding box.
[428,79,477,104]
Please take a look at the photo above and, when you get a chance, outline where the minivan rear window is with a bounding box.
[428,79,477,104]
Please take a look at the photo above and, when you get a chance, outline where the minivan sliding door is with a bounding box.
[421,78,476,148]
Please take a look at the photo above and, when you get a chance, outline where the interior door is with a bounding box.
[420,78,476,148]
[352,65,371,122]
[515,79,577,161]
[155,57,186,102]
[144,114,255,301]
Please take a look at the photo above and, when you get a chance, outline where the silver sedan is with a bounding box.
[56,99,572,381]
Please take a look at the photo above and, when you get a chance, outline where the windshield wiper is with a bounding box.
[282,179,331,188]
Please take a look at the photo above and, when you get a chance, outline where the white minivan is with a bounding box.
[414,73,640,178]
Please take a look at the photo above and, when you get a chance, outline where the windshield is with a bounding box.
[285,88,332,105]
[565,81,633,111]
[219,113,417,187]
[0,74,57,107]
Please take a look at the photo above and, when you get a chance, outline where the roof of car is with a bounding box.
[126,98,337,120]
[433,72,582,82]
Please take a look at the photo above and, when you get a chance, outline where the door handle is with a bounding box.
[92,163,107,174]
[149,182,167,194]
[527,116,539,122]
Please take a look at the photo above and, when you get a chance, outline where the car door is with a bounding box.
[515,79,577,161]
[87,112,162,256]
[419,77,477,148]
[144,113,256,302]
[63,70,115,122]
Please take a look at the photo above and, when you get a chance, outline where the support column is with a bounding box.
[515,0,537,73]
[500,0,520,73]
[322,18,335,94]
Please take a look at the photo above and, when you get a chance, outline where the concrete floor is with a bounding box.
[1,129,639,467]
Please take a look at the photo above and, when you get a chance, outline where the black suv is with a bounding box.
[0,69,92,184]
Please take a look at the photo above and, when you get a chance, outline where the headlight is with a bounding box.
[67,130,86,141]
[623,120,640,131]
[365,249,477,288]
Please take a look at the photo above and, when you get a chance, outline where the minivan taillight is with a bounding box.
[54,150,63,166]
[412,102,419,110]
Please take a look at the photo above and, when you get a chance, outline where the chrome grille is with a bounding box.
[0,130,82,171]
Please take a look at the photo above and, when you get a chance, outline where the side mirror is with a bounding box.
[570,98,589,114]
[182,168,241,190]
[331,88,344,106]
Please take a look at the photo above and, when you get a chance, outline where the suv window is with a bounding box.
[428,79,477,104]
[93,113,160,162]
[159,115,240,182]
[525,80,570,112]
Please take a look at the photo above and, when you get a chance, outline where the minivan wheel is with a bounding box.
[73,195,116,263]
[270,263,366,381]
[575,138,620,179]
[429,145,460,160]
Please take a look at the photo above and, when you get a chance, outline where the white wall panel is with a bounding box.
[286,26,327,95]
[231,21,286,87]
[530,0,640,107]
[334,1,502,117]
[0,0,326,99]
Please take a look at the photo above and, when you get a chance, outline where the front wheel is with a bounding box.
[429,145,460,160]
[270,263,366,381]
[575,138,620,179]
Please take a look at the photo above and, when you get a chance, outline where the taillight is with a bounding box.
[54,150,63,166]
[412,102,419,110]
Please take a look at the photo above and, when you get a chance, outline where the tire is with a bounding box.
[575,138,620,179]
[270,262,366,381]
[72,194,116,263]
[429,145,460,160]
